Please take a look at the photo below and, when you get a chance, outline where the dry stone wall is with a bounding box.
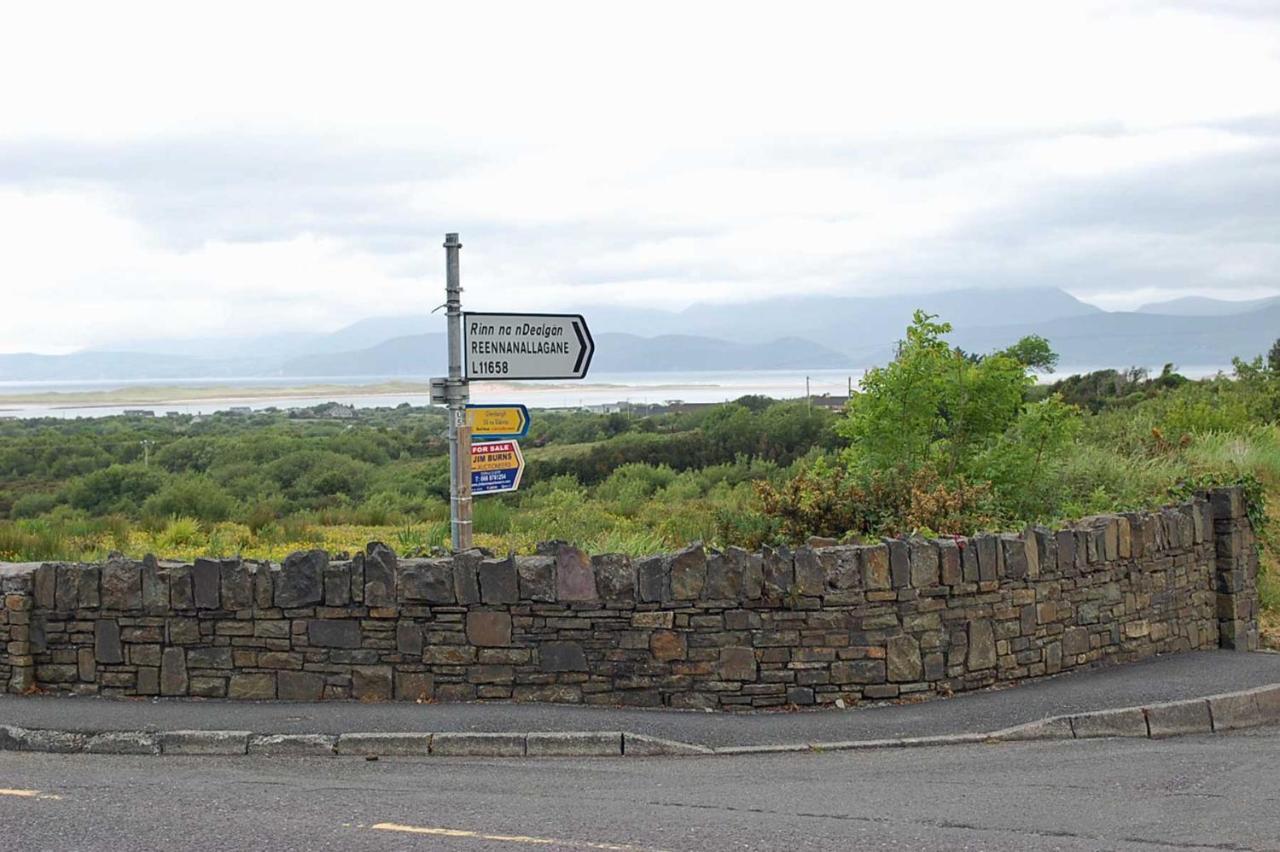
[0,487,1260,709]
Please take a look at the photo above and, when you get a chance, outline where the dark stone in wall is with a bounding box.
[309,619,362,649]
[539,641,588,672]
[517,555,556,602]
[94,620,123,664]
[364,542,397,606]
[102,559,142,611]
[556,544,598,601]
[669,543,707,600]
[636,555,668,603]
[593,553,635,601]
[400,559,452,604]
[192,558,222,610]
[479,557,518,605]
[276,550,326,608]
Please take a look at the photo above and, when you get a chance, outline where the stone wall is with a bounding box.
[0,487,1260,709]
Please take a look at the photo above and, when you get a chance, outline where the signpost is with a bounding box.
[463,312,594,380]
[436,234,592,551]
[466,404,530,440]
[470,440,525,495]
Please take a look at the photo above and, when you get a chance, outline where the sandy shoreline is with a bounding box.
[0,379,727,410]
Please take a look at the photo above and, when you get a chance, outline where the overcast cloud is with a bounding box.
[2,0,1278,353]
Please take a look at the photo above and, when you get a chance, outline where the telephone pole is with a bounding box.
[444,233,473,552]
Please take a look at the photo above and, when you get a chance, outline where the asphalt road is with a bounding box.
[5,650,1279,748]
[3,727,1279,851]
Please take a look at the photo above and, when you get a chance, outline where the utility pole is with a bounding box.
[444,233,472,552]
[805,376,811,411]
[140,440,154,467]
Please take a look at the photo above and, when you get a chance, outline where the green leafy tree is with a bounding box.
[838,311,1037,477]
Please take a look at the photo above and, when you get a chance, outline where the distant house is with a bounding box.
[317,402,357,419]
[122,409,155,417]
[810,394,851,412]
[227,406,252,415]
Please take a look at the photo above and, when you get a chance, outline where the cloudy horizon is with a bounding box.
[3,0,1278,354]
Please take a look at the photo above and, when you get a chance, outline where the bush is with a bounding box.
[10,492,60,519]
[65,464,167,516]
[142,476,236,523]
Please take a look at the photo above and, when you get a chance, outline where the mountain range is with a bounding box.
[3,287,1277,382]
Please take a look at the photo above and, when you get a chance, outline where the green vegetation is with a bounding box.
[1,313,1276,642]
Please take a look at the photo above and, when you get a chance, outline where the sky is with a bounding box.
[2,0,1278,354]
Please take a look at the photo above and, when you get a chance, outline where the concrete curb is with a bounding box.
[2,684,1278,759]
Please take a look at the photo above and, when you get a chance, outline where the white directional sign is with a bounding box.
[463,312,594,380]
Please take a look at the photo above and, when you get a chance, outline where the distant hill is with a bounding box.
[1134,294,1280,317]
[5,285,1277,382]
[279,332,852,376]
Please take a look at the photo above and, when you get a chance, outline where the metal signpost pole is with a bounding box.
[444,233,473,551]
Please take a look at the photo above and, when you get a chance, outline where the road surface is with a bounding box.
[3,728,1278,850]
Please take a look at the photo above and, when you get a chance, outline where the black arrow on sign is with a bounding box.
[571,318,594,376]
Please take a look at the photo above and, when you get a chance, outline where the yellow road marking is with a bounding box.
[0,788,62,800]
[370,822,669,851]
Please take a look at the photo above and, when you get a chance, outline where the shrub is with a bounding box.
[65,464,167,516]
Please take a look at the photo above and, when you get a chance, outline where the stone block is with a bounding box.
[399,558,453,603]
[975,534,999,581]
[94,619,123,664]
[650,629,686,662]
[169,563,195,609]
[593,553,635,601]
[557,544,598,601]
[1146,699,1212,737]
[191,558,222,610]
[703,551,740,600]
[101,559,142,610]
[431,732,524,757]
[160,730,251,755]
[324,563,352,606]
[936,539,962,585]
[160,647,188,696]
[636,555,668,603]
[831,659,885,684]
[215,559,251,611]
[540,641,588,672]
[1062,626,1090,657]
[395,671,434,702]
[54,563,78,611]
[887,634,922,682]
[86,732,160,755]
[862,545,891,591]
[187,646,233,669]
[967,618,996,671]
[276,550,326,608]
[364,541,398,606]
[479,556,518,604]
[526,731,621,757]
[248,734,336,756]
[791,546,823,597]
[466,611,512,647]
[309,619,362,648]
[886,539,910,588]
[337,732,432,756]
[719,646,757,681]
[1000,534,1027,580]
[908,539,939,587]
[451,551,481,605]
[277,671,325,701]
[352,665,393,700]
[516,555,556,602]
[396,621,423,655]
[762,545,793,598]
[228,672,276,700]
[76,565,100,609]
[33,563,56,609]
[190,676,227,698]
[1071,707,1148,738]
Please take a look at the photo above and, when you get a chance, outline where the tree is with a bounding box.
[1000,335,1059,373]
[837,311,1035,477]
[1269,338,1280,374]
